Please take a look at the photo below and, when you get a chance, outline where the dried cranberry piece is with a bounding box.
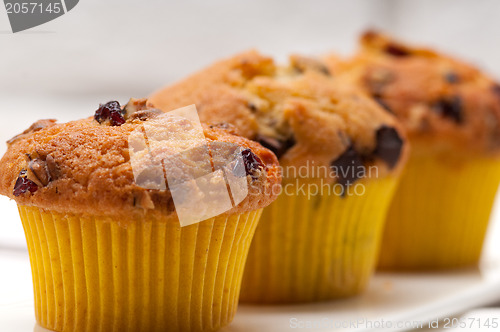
[384,43,410,57]
[94,101,125,126]
[373,126,404,169]
[13,170,38,196]
[241,148,265,181]
[256,134,296,159]
[331,145,365,190]
[433,96,463,123]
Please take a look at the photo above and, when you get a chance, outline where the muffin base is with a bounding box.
[379,154,500,270]
[19,206,261,332]
[240,177,398,303]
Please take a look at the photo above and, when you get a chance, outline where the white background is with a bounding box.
[0,0,499,250]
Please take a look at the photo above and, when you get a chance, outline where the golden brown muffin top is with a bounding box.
[150,50,408,188]
[324,30,500,156]
[0,99,281,218]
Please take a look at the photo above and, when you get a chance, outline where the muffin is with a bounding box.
[324,31,500,269]
[149,51,409,303]
[0,99,280,332]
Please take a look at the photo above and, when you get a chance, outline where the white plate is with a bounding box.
[1,195,500,332]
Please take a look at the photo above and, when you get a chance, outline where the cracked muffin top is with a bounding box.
[324,30,500,156]
[0,99,281,218]
[149,50,409,186]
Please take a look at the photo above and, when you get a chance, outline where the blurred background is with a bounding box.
[2,0,500,256]
[2,1,500,329]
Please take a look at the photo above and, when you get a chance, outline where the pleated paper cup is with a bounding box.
[240,177,398,303]
[19,206,262,332]
[379,151,500,270]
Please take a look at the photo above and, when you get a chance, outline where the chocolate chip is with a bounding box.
[331,145,364,189]
[13,170,38,196]
[7,119,57,145]
[384,43,410,57]
[373,126,403,169]
[241,148,265,181]
[445,72,460,84]
[256,134,295,159]
[373,96,393,114]
[94,101,125,126]
[433,96,463,123]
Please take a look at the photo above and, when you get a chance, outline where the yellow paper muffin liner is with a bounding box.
[379,153,500,270]
[240,177,398,303]
[18,206,262,332]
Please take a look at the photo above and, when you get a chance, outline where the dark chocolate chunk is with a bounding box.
[384,43,410,57]
[433,96,463,123]
[444,72,460,84]
[331,145,365,189]
[13,170,38,196]
[256,134,295,159]
[94,101,125,126]
[241,148,265,181]
[373,126,404,169]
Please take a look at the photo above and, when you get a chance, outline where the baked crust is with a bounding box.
[150,50,409,182]
[0,102,281,218]
[324,30,500,156]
